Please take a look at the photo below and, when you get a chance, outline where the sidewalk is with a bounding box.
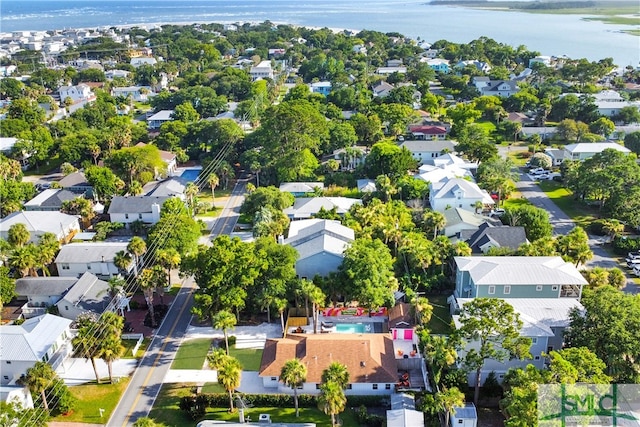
[57,358,138,386]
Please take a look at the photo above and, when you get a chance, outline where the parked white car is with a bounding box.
[530,167,546,175]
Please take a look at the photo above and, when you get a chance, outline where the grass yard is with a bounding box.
[229,346,263,371]
[507,150,531,167]
[51,378,130,423]
[150,384,360,427]
[426,294,453,335]
[121,338,151,358]
[502,196,532,210]
[537,181,598,229]
[172,338,213,369]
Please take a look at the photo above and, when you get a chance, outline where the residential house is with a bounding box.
[429,178,494,213]
[442,208,499,238]
[453,256,587,300]
[529,56,552,68]
[259,334,399,395]
[0,137,19,154]
[279,182,324,197]
[450,404,478,427]
[418,164,472,185]
[352,45,367,55]
[54,272,112,320]
[57,171,93,195]
[453,297,584,382]
[0,314,73,385]
[376,66,407,75]
[507,112,534,126]
[421,49,439,59]
[58,84,95,105]
[0,211,80,243]
[333,146,369,171]
[108,196,169,226]
[105,69,131,80]
[563,142,631,161]
[407,125,449,140]
[475,80,519,97]
[544,148,567,166]
[399,140,457,165]
[55,242,132,278]
[387,59,404,67]
[143,177,188,199]
[309,81,332,96]
[23,189,79,211]
[15,276,78,318]
[596,100,640,118]
[111,86,154,102]
[268,48,286,58]
[147,110,174,130]
[372,81,395,98]
[0,385,34,409]
[455,60,491,73]
[250,61,274,81]
[423,58,450,73]
[357,179,377,193]
[456,223,528,254]
[283,197,362,220]
[130,57,157,68]
[284,219,355,279]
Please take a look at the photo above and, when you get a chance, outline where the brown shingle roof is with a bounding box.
[259,334,398,383]
[388,303,413,328]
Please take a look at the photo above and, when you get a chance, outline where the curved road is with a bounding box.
[109,176,249,426]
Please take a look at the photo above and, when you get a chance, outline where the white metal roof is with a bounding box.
[0,314,71,362]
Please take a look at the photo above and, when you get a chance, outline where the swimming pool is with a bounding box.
[180,168,202,182]
[335,323,371,334]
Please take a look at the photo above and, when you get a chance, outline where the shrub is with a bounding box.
[228,335,237,346]
[529,152,552,169]
[612,236,640,255]
[482,371,503,397]
[589,219,608,236]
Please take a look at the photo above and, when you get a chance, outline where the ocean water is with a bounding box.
[1,0,638,67]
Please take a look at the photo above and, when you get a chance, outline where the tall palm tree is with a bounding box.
[114,250,132,275]
[321,362,350,389]
[185,182,200,215]
[309,285,326,335]
[138,268,159,327]
[9,244,38,277]
[72,313,102,383]
[208,173,219,208]
[413,296,433,325]
[107,277,125,298]
[275,297,287,333]
[317,381,347,426]
[21,361,57,412]
[422,210,446,240]
[438,387,465,427]
[217,356,242,412]
[218,162,233,189]
[213,310,237,355]
[156,248,181,288]
[128,180,143,196]
[7,223,30,248]
[127,236,147,276]
[280,358,307,417]
[98,311,124,384]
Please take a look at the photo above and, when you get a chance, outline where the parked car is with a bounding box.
[530,167,545,174]
[537,173,550,180]
[627,259,640,268]
[633,266,640,277]
[627,252,640,260]
[489,208,506,218]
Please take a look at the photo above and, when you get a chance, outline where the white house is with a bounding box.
[309,81,332,96]
[399,140,457,165]
[54,272,112,320]
[376,66,407,75]
[279,182,324,197]
[105,69,131,80]
[250,61,274,81]
[55,242,133,278]
[283,197,362,220]
[0,211,80,243]
[107,195,169,226]
[0,137,19,154]
[143,177,188,199]
[130,57,157,68]
[455,60,491,73]
[476,80,519,97]
[0,385,34,409]
[15,276,78,317]
[429,178,494,213]
[0,314,73,385]
[372,81,395,98]
[442,208,498,238]
[111,86,154,102]
[23,189,79,211]
[563,142,631,161]
[450,403,477,427]
[284,219,355,279]
[58,84,95,105]
[596,101,640,118]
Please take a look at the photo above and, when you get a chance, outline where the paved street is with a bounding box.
[108,176,248,426]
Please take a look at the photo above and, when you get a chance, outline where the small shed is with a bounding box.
[450,403,477,427]
[386,408,425,427]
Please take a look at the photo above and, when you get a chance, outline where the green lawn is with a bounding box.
[507,150,531,167]
[51,378,130,423]
[229,347,263,371]
[23,155,65,176]
[426,294,453,335]
[150,384,360,427]
[172,338,213,369]
[537,181,599,229]
[502,197,532,210]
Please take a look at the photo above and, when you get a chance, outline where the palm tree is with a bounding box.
[72,313,102,383]
[127,236,147,276]
[107,277,125,298]
[317,381,347,426]
[218,161,234,190]
[321,362,350,389]
[213,310,237,355]
[309,285,326,335]
[424,335,457,387]
[7,223,30,247]
[280,358,307,417]
[250,162,261,187]
[275,297,287,333]
[217,356,242,412]
[473,200,484,214]
[114,250,132,275]
[9,244,38,277]
[208,173,219,208]
[156,248,180,289]
[21,361,57,412]
[437,387,465,427]
[422,210,446,240]
[138,268,160,327]
[98,311,124,384]
[128,180,143,196]
[185,182,200,215]
[413,296,433,325]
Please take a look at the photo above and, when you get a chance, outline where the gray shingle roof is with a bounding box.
[459,223,528,253]
[57,272,110,314]
[58,171,90,188]
[55,242,129,264]
[107,196,170,214]
[24,189,79,209]
[285,219,354,260]
[15,277,78,297]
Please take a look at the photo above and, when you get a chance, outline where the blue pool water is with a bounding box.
[335,323,371,334]
[180,169,202,182]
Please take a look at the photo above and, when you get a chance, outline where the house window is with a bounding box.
[536,285,543,291]
[316,384,321,390]
[504,285,511,295]
[125,213,129,219]
[6,361,11,364]
[534,356,541,360]
[372,384,378,390]
[548,346,553,353]
[385,384,391,390]
[531,338,537,344]
[347,384,352,390]
[87,264,91,270]
[61,264,70,270]
[3,376,7,381]
[65,306,69,310]
[552,285,559,291]
[138,213,143,219]
[271,377,277,381]
[499,374,504,379]
[488,286,495,295]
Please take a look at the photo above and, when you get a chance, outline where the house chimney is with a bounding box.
[151,203,161,223]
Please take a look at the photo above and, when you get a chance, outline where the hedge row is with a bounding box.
[179,393,387,420]
[612,236,640,255]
